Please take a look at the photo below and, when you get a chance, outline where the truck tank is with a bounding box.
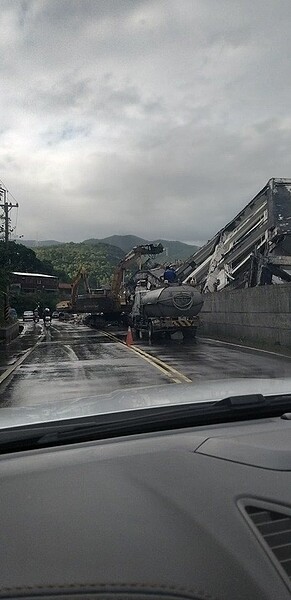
[140,285,203,318]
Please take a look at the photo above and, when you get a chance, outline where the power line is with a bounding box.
[0,179,19,206]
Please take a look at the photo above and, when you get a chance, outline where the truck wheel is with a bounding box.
[148,322,155,342]
[182,328,197,342]
[134,327,142,340]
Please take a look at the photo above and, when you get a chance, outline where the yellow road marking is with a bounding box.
[132,344,192,383]
[102,330,192,384]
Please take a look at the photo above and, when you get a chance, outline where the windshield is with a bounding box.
[1,0,291,429]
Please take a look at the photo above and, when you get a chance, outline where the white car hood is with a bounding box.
[0,377,291,428]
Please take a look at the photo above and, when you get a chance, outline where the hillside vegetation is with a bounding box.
[0,241,55,275]
[35,242,125,286]
[0,241,58,322]
[84,235,198,261]
[20,239,62,248]
[21,235,199,263]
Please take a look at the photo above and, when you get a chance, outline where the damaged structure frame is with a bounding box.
[177,178,291,292]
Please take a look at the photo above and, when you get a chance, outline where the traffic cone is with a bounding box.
[126,326,134,347]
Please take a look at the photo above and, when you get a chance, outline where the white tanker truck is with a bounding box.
[131,283,203,341]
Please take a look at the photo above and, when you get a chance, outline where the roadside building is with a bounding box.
[58,282,72,298]
[10,272,59,294]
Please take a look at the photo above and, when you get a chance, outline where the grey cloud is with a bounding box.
[1,0,291,245]
[24,72,160,126]
[30,77,92,113]
[43,123,90,145]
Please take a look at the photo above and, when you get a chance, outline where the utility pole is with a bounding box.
[0,187,18,322]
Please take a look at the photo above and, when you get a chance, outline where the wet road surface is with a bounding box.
[0,321,171,407]
[0,320,291,408]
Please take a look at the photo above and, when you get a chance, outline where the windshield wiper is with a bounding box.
[1,393,291,454]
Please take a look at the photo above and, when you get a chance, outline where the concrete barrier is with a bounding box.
[0,322,20,344]
[200,284,291,348]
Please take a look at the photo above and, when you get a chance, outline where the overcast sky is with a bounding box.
[1,0,291,244]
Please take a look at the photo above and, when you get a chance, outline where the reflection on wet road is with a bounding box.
[0,320,291,408]
[140,336,291,381]
[0,322,171,407]
[0,322,43,377]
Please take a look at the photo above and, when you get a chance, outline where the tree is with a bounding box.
[0,242,58,323]
[35,242,125,286]
[0,241,55,274]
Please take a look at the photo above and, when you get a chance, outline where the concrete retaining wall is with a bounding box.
[200,284,291,348]
[0,322,20,344]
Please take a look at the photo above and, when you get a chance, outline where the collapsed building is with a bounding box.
[176,178,291,292]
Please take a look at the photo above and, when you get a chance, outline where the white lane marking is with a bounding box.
[201,337,291,360]
[0,334,45,385]
[63,344,80,361]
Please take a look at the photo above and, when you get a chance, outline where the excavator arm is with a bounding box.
[57,266,91,311]
[71,266,91,306]
[111,243,164,300]
[56,245,164,313]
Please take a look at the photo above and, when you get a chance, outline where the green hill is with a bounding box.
[18,239,62,248]
[85,235,147,252]
[23,235,199,278]
[35,242,125,286]
[155,239,199,262]
[84,235,198,262]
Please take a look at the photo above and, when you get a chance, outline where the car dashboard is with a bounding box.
[0,414,291,600]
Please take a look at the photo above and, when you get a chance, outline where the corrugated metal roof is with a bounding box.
[12,272,58,279]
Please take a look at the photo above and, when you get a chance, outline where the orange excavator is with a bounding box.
[56,244,164,316]
[56,266,91,312]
